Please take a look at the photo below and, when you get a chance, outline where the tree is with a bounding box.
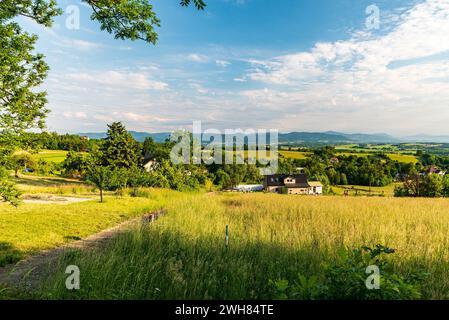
[11,153,36,177]
[87,166,117,202]
[101,122,141,169]
[422,174,443,197]
[62,151,89,178]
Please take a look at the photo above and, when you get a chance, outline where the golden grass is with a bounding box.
[160,193,449,298]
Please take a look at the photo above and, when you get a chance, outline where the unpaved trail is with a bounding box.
[0,209,166,292]
[22,194,94,204]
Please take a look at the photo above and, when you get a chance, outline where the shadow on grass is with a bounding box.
[13,175,85,188]
[0,242,23,268]
[26,228,337,300]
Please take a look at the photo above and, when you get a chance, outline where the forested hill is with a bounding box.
[78,131,400,144]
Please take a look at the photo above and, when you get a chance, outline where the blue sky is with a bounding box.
[19,0,449,135]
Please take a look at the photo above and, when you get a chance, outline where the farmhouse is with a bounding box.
[143,158,158,172]
[427,165,446,177]
[264,174,323,195]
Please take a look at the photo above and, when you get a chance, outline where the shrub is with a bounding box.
[270,245,426,300]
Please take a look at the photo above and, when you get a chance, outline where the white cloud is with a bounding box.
[63,111,87,119]
[240,0,449,134]
[67,70,168,91]
[187,53,209,63]
[216,59,231,67]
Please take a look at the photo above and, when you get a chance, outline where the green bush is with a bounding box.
[270,245,427,300]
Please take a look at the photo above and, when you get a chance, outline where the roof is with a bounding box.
[308,181,323,187]
[265,174,309,188]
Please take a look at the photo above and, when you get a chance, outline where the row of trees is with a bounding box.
[394,174,449,198]
[290,147,415,189]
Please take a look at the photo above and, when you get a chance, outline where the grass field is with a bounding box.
[25,193,449,300]
[36,150,68,163]
[277,150,418,163]
[387,153,419,164]
[331,183,400,197]
[0,189,176,267]
[279,151,311,159]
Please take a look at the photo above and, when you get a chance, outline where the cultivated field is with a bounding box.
[19,192,449,300]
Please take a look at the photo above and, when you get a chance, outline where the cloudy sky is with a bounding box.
[20,0,449,135]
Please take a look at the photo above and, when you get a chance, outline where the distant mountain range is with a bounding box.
[77,131,449,144]
[78,131,171,143]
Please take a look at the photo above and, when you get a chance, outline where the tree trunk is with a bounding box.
[100,188,103,203]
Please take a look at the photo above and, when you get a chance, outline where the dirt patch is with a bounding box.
[22,194,93,204]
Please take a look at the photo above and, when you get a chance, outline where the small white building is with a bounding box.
[143,159,158,172]
[308,181,323,195]
[233,184,264,192]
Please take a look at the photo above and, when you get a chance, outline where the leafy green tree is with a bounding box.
[11,153,36,177]
[340,173,348,185]
[62,151,89,178]
[101,122,141,169]
[443,175,449,197]
[142,136,173,161]
[87,166,118,202]
[0,173,21,206]
[422,174,443,197]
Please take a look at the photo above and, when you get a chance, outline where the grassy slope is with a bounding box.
[36,150,68,164]
[33,193,449,299]
[0,189,176,267]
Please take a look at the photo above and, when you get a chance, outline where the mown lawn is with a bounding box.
[0,189,176,267]
[31,193,449,300]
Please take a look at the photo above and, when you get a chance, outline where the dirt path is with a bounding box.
[22,195,93,204]
[0,209,166,292]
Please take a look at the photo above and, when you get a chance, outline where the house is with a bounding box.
[143,158,158,172]
[264,174,323,195]
[427,165,446,177]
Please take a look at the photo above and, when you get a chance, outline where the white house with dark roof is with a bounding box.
[264,174,323,195]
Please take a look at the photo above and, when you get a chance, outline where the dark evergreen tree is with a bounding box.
[101,122,141,169]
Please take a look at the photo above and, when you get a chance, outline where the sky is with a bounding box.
[18,0,449,135]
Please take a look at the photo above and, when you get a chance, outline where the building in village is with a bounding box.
[264,174,323,195]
